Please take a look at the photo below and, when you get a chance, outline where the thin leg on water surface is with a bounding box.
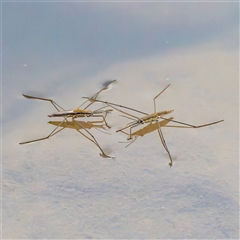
[128,123,141,140]
[157,121,173,167]
[106,103,142,120]
[153,84,171,113]
[82,97,149,116]
[73,119,114,159]
[79,80,116,109]
[125,135,139,147]
[19,119,66,144]
[89,114,111,129]
[160,117,224,128]
[115,121,140,138]
[103,104,144,135]
[22,94,65,112]
[93,127,111,135]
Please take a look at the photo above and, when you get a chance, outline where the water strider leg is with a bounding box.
[82,97,149,116]
[79,80,116,109]
[128,122,141,140]
[157,120,173,167]
[89,114,111,129]
[73,119,114,159]
[19,119,66,144]
[153,84,171,113]
[160,117,224,128]
[22,94,65,112]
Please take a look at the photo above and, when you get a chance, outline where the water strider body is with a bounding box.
[19,80,116,158]
[47,107,112,127]
[135,110,174,124]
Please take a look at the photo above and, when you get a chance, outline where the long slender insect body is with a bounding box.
[141,110,174,123]
[48,109,92,118]
[48,107,113,119]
